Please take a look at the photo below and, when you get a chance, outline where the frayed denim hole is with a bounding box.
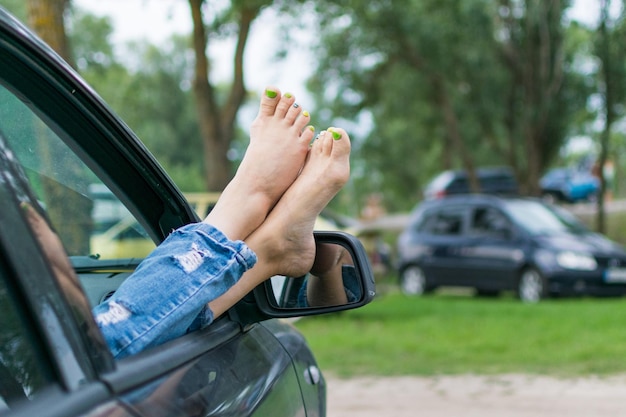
[172,242,213,274]
[95,300,132,327]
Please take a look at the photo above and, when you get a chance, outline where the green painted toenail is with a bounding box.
[303,111,310,117]
[330,129,342,140]
[285,92,293,98]
[265,89,278,98]
[307,125,315,132]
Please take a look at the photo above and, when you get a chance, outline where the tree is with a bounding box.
[121,37,206,191]
[496,0,573,195]
[25,0,93,255]
[26,0,72,62]
[68,9,206,191]
[594,0,625,232]
[308,0,585,211]
[188,0,270,191]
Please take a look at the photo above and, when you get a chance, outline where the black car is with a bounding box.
[423,166,519,200]
[0,8,375,417]
[397,194,626,302]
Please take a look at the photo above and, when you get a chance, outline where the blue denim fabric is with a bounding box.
[92,223,257,359]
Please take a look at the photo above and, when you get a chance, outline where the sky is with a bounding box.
[73,0,316,105]
[72,0,616,96]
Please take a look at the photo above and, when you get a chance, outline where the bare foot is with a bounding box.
[250,127,351,277]
[204,86,314,241]
[207,128,351,319]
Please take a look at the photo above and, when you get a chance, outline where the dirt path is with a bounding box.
[326,374,626,416]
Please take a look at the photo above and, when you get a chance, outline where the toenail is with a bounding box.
[307,125,315,132]
[265,89,278,98]
[285,92,293,98]
[302,110,310,117]
[329,128,342,140]
[293,103,300,108]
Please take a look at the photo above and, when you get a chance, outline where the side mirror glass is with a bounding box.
[254,231,376,317]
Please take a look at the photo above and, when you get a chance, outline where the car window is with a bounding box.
[470,207,510,236]
[504,200,587,235]
[418,206,465,236]
[447,177,468,193]
[0,84,156,260]
[481,174,510,187]
[0,258,56,412]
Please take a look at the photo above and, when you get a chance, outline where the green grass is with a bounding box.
[294,290,626,378]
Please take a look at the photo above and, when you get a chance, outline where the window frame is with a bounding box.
[0,10,199,377]
[0,172,113,412]
[418,205,467,236]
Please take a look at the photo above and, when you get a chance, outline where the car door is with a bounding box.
[462,205,522,290]
[0,131,310,417]
[416,205,469,286]
[0,9,316,417]
[0,118,131,417]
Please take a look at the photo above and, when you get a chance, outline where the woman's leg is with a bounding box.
[95,87,315,358]
[208,128,351,319]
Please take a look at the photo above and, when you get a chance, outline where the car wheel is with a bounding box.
[517,268,547,303]
[400,266,429,296]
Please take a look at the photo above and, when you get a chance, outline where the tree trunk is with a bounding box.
[27,0,93,255]
[189,0,230,191]
[27,0,72,64]
[498,0,565,196]
[432,75,479,191]
[595,0,615,234]
[188,0,260,192]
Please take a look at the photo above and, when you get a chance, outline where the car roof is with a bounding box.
[417,193,541,210]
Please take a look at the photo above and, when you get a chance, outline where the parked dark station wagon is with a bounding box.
[0,7,375,417]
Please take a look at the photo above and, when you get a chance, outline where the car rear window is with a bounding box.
[417,206,465,235]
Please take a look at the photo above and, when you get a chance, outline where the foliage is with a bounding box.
[3,1,626,219]
[307,0,593,211]
[0,0,25,21]
[296,291,626,377]
[68,9,206,190]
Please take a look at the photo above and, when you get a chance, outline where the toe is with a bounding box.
[293,109,311,133]
[311,130,333,155]
[299,125,316,145]
[259,86,281,117]
[284,102,303,125]
[274,92,296,117]
[327,128,351,158]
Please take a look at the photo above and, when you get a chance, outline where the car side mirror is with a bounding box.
[252,231,376,318]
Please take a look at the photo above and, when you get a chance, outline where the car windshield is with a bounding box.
[504,200,588,235]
